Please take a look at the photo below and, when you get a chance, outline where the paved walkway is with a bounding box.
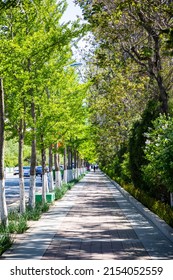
[1,171,173,260]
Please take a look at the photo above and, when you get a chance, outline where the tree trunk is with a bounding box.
[74,149,77,179]
[18,118,25,214]
[157,74,168,115]
[0,78,8,227]
[29,100,36,209]
[170,193,173,207]
[41,141,48,204]
[76,151,79,178]
[67,146,73,182]
[48,145,54,191]
[54,144,61,188]
[63,146,68,183]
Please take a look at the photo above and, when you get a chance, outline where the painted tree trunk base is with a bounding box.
[74,168,77,179]
[0,178,8,226]
[67,169,73,182]
[42,173,48,204]
[55,170,62,189]
[48,172,54,191]
[29,175,36,208]
[63,169,68,184]
[77,168,82,177]
[19,177,25,213]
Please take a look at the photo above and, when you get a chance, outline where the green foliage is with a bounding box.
[101,146,131,184]
[0,0,20,10]
[129,99,160,190]
[76,0,173,190]
[55,184,70,200]
[162,27,173,56]
[0,201,50,255]
[0,202,50,234]
[4,139,18,167]
[8,216,28,234]
[120,152,132,183]
[123,183,173,228]
[0,0,89,167]
[0,234,13,256]
[142,114,173,199]
[0,210,28,234]
[24,202,50,221]
[4,139,31,167]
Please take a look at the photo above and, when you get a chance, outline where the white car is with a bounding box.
[13,167,19,175]
[14,166,30,177]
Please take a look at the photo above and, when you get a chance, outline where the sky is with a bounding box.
[61,0,83,23]
[60,0,87,63]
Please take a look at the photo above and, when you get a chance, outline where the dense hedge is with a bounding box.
[129,99,160,191]
[102,160,173,228]
[122,182,173,228]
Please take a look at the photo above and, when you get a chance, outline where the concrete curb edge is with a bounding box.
[104,172,173,243]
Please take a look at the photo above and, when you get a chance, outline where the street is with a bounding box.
[4,172,43,207]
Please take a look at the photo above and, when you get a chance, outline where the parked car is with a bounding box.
[14,166,30,176]
[13,167,19,175]
[23,166,30,177]
[35,166,49,176]
[36,166,42,176]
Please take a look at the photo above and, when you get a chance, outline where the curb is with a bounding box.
[104,173,173,243]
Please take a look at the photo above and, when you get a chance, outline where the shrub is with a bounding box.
[8,216,28,234]
[120,152,131,183]
[129,99,160,190]
[24,202,50,221]
[123,183,173,228]
[0,210,28,234]
[142,114,173,202]
[0,234,13,256]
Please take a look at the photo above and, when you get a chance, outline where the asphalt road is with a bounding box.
[4,172,43,207]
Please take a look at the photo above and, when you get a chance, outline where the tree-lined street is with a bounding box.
[0,0,94,226]
[1,0,173,261]
[1,171,173,260]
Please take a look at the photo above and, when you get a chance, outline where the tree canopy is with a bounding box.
[75,0,173,204]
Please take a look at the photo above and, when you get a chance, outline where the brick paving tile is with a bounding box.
[42,172,152,260]
[3,170,173,260]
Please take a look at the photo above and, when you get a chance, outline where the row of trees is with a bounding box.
[76,0,173,206]
[0,0,96,227]
[2,0,173,227]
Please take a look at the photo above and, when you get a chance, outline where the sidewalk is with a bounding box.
[1,170,173,260]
